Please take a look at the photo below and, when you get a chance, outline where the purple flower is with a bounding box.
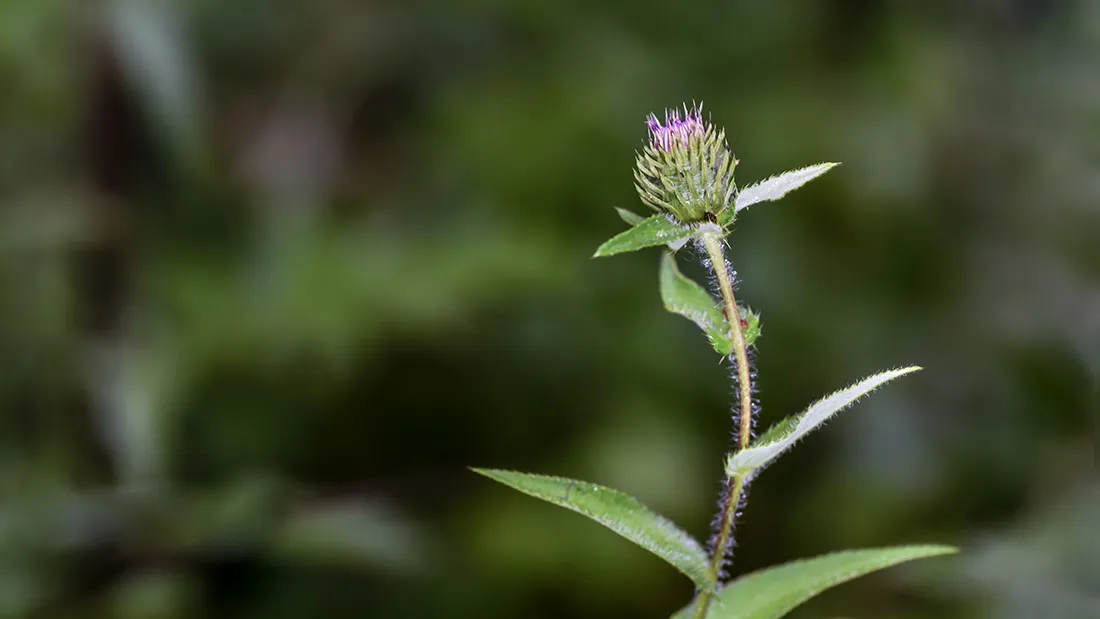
[646,105,707,153]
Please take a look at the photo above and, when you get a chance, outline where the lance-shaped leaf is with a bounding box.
[658,253,761,355]
[472,469,713,592]
[660,252,732,355]
[594,214,695,257]
[734,163,839,213]
[615,207,647,226]
[671,545,956,619]
[726,366,920,477]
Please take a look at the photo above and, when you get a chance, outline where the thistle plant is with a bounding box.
[474,104,954,619]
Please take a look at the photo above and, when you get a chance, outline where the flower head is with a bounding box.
[634,104,737,223]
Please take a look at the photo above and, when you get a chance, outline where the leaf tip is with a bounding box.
[615,206,646,226]
[469,467,502,480]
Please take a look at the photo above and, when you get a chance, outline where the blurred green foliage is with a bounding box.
[0,0,1096,617]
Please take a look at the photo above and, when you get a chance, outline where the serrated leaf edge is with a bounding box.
[709,545,956,619]
[726,366,921,477]
[674,545,957,619]
[593,214,696,258]
[734,162,839,213]
[471,468,715,592]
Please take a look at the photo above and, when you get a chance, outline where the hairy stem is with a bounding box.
[698,225,753,450]
[693,224,755,619]
[693,473,746,618]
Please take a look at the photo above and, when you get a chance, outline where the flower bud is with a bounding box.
[634,105,737,224]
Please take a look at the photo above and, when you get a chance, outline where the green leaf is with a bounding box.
[726,366,920,477]
[659,253,762,355]
[472,468,713,591]
[672,545,956,619]
[594,214,695,258]
[717,206,737,229]
[615,207,647,226]
[659,252,732,355]
[734,163,839,213]
[740,306,761,347]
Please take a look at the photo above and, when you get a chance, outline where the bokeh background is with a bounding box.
[1,0,1097,617]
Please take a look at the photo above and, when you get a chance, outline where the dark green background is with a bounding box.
[1,1,1096,617]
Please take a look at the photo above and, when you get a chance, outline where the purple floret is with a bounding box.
[646,105,707,152]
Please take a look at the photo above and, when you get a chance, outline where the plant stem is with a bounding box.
[693,473,745,618]
[698,225,754,451]
[693,224,755,619]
